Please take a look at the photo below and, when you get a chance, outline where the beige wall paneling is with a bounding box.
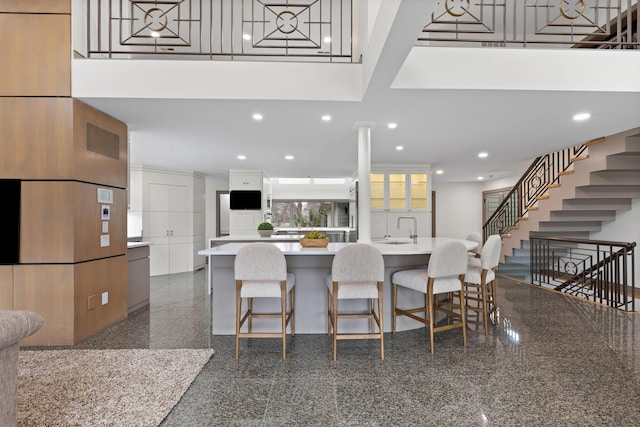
[14,257,128,346]
[0,0,70,13]
[0,266,13,309]
[73,100,128,189]
[0,98,128,185]
[21,181,128,264]
[74,183,128,262]
[0,97,73,179]
[0,13,70,96]
[14,264,75,346]
[73,256,128,343]
[20,181,75,264]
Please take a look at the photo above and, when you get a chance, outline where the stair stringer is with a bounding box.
[499,128,640,265]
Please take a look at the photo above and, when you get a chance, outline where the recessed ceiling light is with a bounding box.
[323,36,331,43]
[396,146,403,151]
[237,155,246,160]
[252,113,263,121]
[243,33,251,41]
[387,123,397,129]
[573,112,591,121]
[321,115,331,121]
[436,170,444,175]
[477,176,484,180]
[285,155,294,160]
[150,31,160,38]
[478,152,488,158]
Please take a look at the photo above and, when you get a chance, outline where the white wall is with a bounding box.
[482,159,531,192]
[591,199,640,245]
[271,181,351,200]
[433,182,483,239]
[590,198,640,287]
[393,47,640,92]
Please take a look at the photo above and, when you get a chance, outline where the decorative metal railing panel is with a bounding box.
[483,142,588,240]
[87,0,354,62]
[530,236,636,311]
[421,0,639,49]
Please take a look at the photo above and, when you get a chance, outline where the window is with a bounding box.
[271,201,349,228]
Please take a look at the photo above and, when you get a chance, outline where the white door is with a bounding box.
[148,183,190,276]
[148,184,170,239]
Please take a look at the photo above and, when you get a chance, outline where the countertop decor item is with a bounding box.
[300,231,329,247]
[257,222,274,238]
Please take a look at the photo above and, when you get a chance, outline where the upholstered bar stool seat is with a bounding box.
[391,241,468,353]
[234,242,295,359]
[240,276,295,298]
[326,244,385,361]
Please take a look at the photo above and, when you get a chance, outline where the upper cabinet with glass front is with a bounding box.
[370,167,430,212]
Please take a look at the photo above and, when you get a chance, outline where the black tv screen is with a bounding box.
[230,190,261,210]
[0,180,20,264]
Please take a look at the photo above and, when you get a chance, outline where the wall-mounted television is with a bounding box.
[230,190,262,210]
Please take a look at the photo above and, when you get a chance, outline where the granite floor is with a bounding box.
[62,269,640,426]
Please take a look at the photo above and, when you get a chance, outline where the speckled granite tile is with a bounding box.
[27,272,640,427]
[265,376,338,423]
[160,359,272,426]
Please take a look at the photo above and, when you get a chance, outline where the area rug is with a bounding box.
[17,348,214,427]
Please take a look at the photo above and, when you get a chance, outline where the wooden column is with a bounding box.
[0,1,129,345]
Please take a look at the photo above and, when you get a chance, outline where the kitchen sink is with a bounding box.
[376,240,411,245]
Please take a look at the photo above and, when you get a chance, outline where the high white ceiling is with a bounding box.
[74,1,640,183]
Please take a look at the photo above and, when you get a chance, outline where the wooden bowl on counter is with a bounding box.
[300,238,329,248]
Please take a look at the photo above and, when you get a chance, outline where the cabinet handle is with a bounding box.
[166,230,169,236]
[171,230,174,236]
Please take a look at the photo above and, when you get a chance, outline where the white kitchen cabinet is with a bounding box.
[370,166,431,240]
[228,169,270,235]
[230,210,264,235]
[370,171,429,212]
[147,183,190,275]
[129,166,206,276]
[229,170,262,190]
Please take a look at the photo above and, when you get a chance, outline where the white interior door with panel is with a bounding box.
[147,183,190,276]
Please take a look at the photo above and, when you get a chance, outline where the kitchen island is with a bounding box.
[199,237,478,335]
[209,234,305,247]
[208,227,354,247]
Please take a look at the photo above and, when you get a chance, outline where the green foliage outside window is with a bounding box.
[271,201,347,228]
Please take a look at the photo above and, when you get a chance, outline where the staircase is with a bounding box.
[498,129,640,282]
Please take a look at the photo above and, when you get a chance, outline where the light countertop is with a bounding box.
[127,242,151,249]
[274,227,353,232]
[199,237,478,256]
[210,234,305,243]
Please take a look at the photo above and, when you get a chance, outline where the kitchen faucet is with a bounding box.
[397,216,418,244]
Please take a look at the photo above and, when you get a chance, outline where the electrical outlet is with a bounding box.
[87,295,96,310]
[101,292,108,305]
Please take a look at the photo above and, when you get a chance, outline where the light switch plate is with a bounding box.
[97,188,113,203]
[101,292,108,305]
